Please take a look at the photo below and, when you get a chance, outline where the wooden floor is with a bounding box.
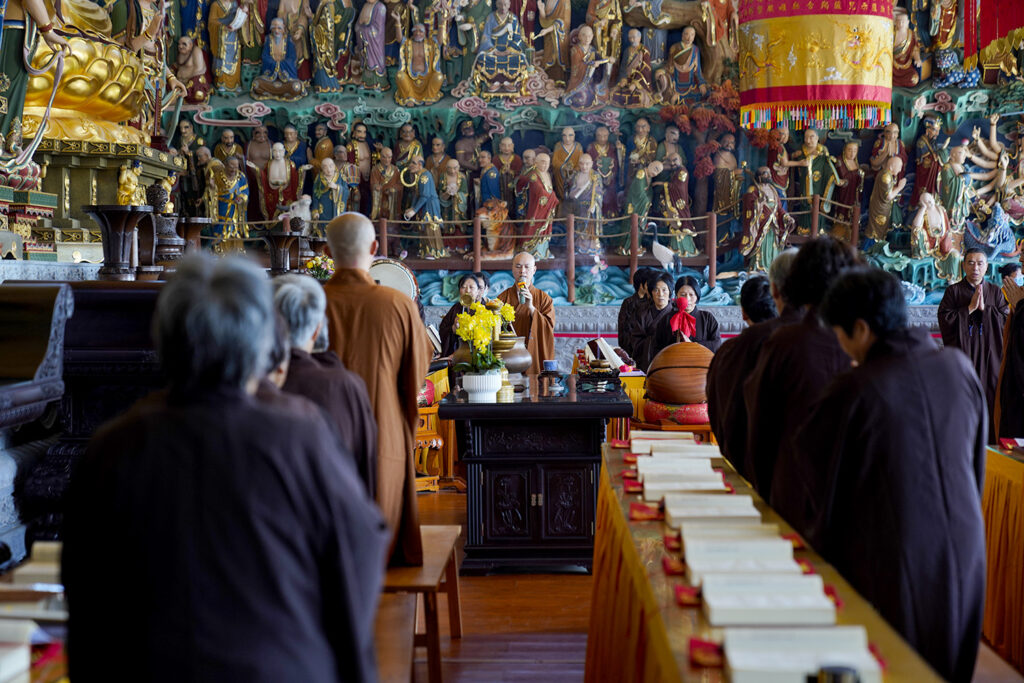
[413,490,592,682]
[414,489,1023,683]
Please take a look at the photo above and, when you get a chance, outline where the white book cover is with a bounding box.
[702,574,835,626]
[635,459,715,479]
[665,506,762,529]
[663,493,756,508]
[650,442,722,455]
[724,626,881,683]
[642,479,728,498]
[0,620,33,682]
[685,557,803,586]
[630,430,696,441]
[684,537,795,563]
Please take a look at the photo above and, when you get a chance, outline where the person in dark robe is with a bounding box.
[631,271,674,372]
[324,213,430,567]
[62,255,389,682]
[273,274,379,497]
[496,252,556,375]
[474,271,491,302]
[616,267,654,356]
[651,275,722,354]
[706,270,786,479]
[996,271,1024,438]
[938,247,1009,443]
[439,273,485,357]
[743,236,859,504]
[792,268,986,683]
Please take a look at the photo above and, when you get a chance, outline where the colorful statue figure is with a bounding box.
[312,157,346,223]
[869,122,909,180]
[551,127,583,199]
[767,125,794,192]
[278,0,314,79]
[911,192,962,282]
[333,146,362,211]
[494,137,523,214]
[208,157,250,238]
[627,117,658,181]
[658,153,698,257]
[356,0,389,90]
[535,0,570,84]
[941,145,975,231]
[622,160,659,256]
[930,0,957,50]
[176,121,208,218]
[449,0,490,86]
[214,129,244,162]
[741,166,795,271]
[911,117,946,208]
[426,137,453,184]
[564,153,603,254]
[965,202,1017,259]
[383,0,413,66]
[515,148,536,219]
[477,149,502,205]
[587,125,624,217]
[831,141,865,243]
[790,129,841,234]
[712,133,743,227]
[282,124,309,170]
[471,0,531,98]
[972,114,1024,179]
[347,122,374,212]
[455,120,484,174]
[208,0,245,94]
[370,147,403,221]
[257,142,309,220]
[656,27,706,103]
[117,161,146,206]
[521,153,559,258]
[622,0,669,26]
[393,124,424,169]
[307,122,335,175]
[892,9,922,88]
[311,0,346,92]
[332,0,357,82]
[585,0,621,81]
[657,125,685,165]
[251,17,307,100]
[610,28,655,108]
[438,158,470,250]
[246,125,273,171]
[402,156,450,258]
[563,25,611,111]
[396,23,445,105]
[867,156,906,242]
[701,0,736,49]
[174,36,211,104]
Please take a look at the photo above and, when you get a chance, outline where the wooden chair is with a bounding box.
[383,525,462,683]
[375,593,416,683]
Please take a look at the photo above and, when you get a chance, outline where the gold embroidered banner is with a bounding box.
[738,0,893,129]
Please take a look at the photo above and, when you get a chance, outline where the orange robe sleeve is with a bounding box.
[497,286,556,375]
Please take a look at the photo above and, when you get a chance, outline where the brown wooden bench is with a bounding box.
[383,525,462,683]
[375,593,416,683]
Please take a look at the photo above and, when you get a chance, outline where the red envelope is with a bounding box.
[629,502,663,521]
[609,438,629,448]
[798,559,816,575]
[662,555,685,575]
[674,583,701,606]
[823,584,844,610]
[622,469,638,480]
[689,638,724,667]
[664,532,682,552]
[623,479,643,494]
[623,453,639,464]
[782,532,806,550]
[868,643,888,671]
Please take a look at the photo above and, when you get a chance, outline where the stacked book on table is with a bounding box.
[623,432,881,683]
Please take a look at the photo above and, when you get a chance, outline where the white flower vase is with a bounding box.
[462,371,503,403]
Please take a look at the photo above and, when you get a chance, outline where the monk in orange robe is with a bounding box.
[496,251,556,375]
[323,212,429,566]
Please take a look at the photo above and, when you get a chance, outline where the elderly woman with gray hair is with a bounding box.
[272,273,379,497]
[62,255,389,682]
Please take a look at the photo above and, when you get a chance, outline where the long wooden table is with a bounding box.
[583,445,942,683]
[982,446,1024,671]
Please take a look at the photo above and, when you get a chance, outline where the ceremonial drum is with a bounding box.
[645,342,715,405]
[368,258,420,300]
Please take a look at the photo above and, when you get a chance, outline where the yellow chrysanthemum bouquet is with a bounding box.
[454,301,516,373]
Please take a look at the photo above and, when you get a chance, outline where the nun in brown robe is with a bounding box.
[791,269,985,683]
[743,236,858,504]
[325,267,430,566]
[938,249,1009,443]
[439,274,485,357]
[705,276,780,479]
[63,256,389,682]
[495,253,555,375]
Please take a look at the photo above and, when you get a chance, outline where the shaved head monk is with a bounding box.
[324,212,430,566]
[496,252,556,375]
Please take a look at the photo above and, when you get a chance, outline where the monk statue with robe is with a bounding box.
[551,127,583,199]
[867,155,906,242]
[256,142,311,220]
[535,0,571,84]
[334,146,362,212]
[910,193,962,282]
[656,27,706,104]
[620,160,660,255]
[701,0,736,49]
[393,124,424,170]
[324,213,430,566]
[426,137,453,185]
[657,125,685,165]
[585,0,621,81]
[370,147,403,222]
[790,128,841,234]
[494,137,523,212]
[892,9,922,87]
[940,145,974,231]
[712,134,743,230]
[355,0,389,90]
[627,117,658,181]
[515,148,537,219]
[174,36,211,104]
[438,159,470,239]
[611,28,655,108]
[312,157,347,224]
[307,123,335,176]
[869,122,909,179]
[521,153,559,258]
[930,0,957,50]
[659,154,698,257]
[64,256,389,682]
[562,25,611,111]
[282,124,309,170]
[402,156,449,258]
[792,268,986,683]
[208,157,250,238]
[455,120,484,174]
[563,154,604,254]
[496,252,556,375]
[395,23,444,106]
[214,129,245,162]
[912,117,947,208]
[471,0,532,97]
[766,126,795,192]
[208,0,245,94]
[246,125,272,174]
[587,126,623,217]
[938,247,1009,442]
[741,167,794,271]
[477,149,502,205]
[348,122,374,212]
[251,17,308,100]
[311,0,350,92]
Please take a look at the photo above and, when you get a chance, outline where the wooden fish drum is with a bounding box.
[645,342,715,405]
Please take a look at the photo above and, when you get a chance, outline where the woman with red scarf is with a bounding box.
[648,275,721,364]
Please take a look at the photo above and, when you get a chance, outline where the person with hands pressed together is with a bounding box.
[496,252,555,376]
[938,247,1009,442]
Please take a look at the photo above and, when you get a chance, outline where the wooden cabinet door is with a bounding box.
[537,463,597,543]
[481,467,535,543]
